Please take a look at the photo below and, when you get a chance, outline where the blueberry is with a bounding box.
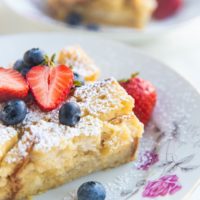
[13,59,31,76]
[0,100,27,125]
[86,24,100,31]
[74,72,85,87]
[77,181,106,200]
[13,59,26,72]
[59,102,81,126]
[23,48,45,67]
[67,12,82,26]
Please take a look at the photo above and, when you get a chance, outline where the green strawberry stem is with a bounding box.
[74,80,83,87]
[131,72,139,78]
[119,72,140,83]
[43,54,56,67]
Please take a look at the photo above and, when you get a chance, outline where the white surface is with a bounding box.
[1,33,200,200]
[0,0,200,199]
[138,18,200,89]
[3,0,200,42]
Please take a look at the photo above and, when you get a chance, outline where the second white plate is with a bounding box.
[3,0,200,42]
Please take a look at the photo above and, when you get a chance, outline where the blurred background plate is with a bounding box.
[3,0,200,42]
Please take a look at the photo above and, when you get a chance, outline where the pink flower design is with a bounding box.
[137,151,159,170]
[143,175,182,198]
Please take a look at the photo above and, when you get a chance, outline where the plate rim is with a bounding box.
[0,31,199,95]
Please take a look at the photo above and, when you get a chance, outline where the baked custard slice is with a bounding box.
[0,78,143,200]
[48,0,157,28]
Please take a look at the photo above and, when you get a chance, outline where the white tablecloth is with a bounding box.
[0,1,200,199]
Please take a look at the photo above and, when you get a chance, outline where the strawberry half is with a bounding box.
[26,65,73,111]
[120,74,157,125]
[0,68,29,102]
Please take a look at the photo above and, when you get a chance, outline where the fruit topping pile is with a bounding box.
[120,73,157,125]
[0,48,81,126]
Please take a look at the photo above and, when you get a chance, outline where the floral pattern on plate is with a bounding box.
[136,150,159,171]
[142,175,182,198]
[63,120,200,200]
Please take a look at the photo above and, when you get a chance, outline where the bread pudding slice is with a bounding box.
[48,0,157,28]
[0,78,143,200]
[58,46,100,82]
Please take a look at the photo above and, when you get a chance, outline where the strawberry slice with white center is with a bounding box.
[26,65,73,111]
[0,68,29,102]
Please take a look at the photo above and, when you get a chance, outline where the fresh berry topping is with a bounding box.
[67,12,82,26]
[23,48,45,67]
[59,102,81,126]
[120,74,157,125]
[153,0,183,20]
[0,100,27,125]
[13,59,31,76]
[27,65,73,111]
[0,68,29,102]
[77,181,106,200]
[86,23,100,31]
[74,72,85,87]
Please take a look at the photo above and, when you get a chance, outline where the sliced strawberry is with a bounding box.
[0,68,29,102]
[27,65,73,111]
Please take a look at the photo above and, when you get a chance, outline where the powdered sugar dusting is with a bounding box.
[5,116,103,163]
[5,131,34,163]
[31,116,102,152]
[0,124,17,146]
[0,124,17,159]
[22,104,59,125]
[71,78,133,119]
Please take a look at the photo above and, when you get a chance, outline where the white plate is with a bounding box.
[3,0,200,42]
[0,33,200,200]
